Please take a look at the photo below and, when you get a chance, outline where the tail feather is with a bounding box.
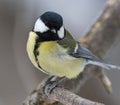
[86,60,120,70]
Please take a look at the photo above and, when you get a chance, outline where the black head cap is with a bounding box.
[40,11,63,30]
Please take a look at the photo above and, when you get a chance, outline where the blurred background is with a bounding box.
[0,0,120,105]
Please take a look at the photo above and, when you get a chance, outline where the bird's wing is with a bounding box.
[69,42,100,61]
[58,29,100,61]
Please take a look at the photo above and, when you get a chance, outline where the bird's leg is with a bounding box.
[43,76,65,96]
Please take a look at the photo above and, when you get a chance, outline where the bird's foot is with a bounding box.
[43,76,65,96]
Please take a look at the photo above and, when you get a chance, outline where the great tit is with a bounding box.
[27,11,120,79]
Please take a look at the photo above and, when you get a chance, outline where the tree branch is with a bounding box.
[23,77,104,105]
[23,0,120,104]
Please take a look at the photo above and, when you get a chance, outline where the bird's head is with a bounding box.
[33,11,65,41]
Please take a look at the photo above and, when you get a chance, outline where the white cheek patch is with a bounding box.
[57,26,64,39]
[34,18,49,33]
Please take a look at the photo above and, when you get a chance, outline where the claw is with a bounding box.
[43,76,65,96]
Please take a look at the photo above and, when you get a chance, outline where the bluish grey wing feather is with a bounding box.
[69,43,101,61]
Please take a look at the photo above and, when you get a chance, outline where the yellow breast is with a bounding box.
[38,41,85,79]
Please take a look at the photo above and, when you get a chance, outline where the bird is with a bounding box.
[27,11,120,80]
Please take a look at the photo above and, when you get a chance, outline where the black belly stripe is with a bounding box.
[33,38,41,68]
[33,37,52,75]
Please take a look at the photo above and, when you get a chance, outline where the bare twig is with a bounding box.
[23,0,120,104]
[98,70,112,93]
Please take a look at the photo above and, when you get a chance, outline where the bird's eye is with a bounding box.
[57,26,64,39]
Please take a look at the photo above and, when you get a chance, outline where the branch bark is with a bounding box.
[23,78,104,105]
[23,0,120,105]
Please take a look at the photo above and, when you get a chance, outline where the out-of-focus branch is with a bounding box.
[81,0,120,56]
[23,0,120,105]
[78,0,120,93]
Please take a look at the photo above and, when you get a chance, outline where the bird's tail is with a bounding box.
[86,60,120,70]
